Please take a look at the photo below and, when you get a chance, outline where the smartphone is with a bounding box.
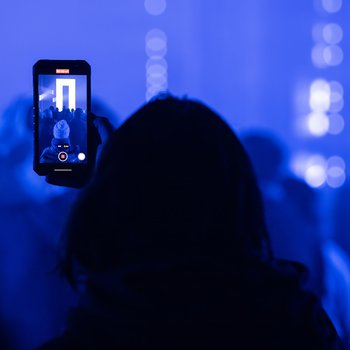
[33,59,93,186]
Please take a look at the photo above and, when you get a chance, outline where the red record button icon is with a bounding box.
[58,151,68,162]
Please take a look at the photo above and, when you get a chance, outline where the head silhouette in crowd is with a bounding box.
[240,131,286,185]
[39,95,343,350]
[240,131,323,296]
[40,119,80,163]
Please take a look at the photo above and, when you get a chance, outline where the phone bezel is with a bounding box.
[33,59,92,177]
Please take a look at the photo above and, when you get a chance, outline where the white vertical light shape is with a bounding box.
[56,79,76,111]
[145,29,168,101]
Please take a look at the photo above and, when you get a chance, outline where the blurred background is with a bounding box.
[1,0,350,349]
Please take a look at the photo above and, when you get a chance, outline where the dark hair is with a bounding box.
[60,96,272,285]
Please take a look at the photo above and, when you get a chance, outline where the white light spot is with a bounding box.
[323,23,343,44]
[146,84,168,99]
[144,0,166,16]
[309,79,331,112]
[311,44,328,68]
[145,29,168,101]
[147,63,167,76]
[330,91,342,104]
[309,113,330,136]
[322,0,342,13]
[328,156,345,170]
[329,98,344,113]
[146,37,167,52]
[147,84,167,95]
[146,29,167,43]
[307,112,329,136]
[329,80,344,95]
[327,166,346,188]
[328,114,344,135]
[146,58,168,71]
[147,73,167,87]
[290,154,310,179]
[290,153,327,182]
[323,45,343,66]
[145,29,167,58]
[78,152,86,161]
[305,165,327,188]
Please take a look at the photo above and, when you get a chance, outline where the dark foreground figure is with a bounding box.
[38,96,344,350]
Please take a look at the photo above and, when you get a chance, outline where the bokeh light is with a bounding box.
[309,79,331,112]
[307,112,330,136]
[291,154,328,188]
[145,28,168,101]
[311,44,328,68]
[144,0,167,16]
[323,23,343,44]
[327,155,345,169]
[328,114,344,135]
[329,98,344,113]
[321,0,343,13]
[323,45,343,66]
[327,166,346,188]
[305,164,327,187]
[145,29,167,58]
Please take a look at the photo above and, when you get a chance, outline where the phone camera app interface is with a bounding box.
[38,75,87,164]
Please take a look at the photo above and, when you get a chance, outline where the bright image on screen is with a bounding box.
[38,74,87,164]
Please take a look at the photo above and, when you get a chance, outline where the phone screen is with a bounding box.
[38,74,88,164]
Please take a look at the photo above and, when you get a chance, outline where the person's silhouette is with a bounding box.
[38,95,343,350]
[40,119,80,163]
[241,131,323,297]
[322,180,350,347]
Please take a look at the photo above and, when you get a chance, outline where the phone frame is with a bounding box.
[33,59,93,181]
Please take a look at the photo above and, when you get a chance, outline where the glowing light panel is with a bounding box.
[55,79,76,111]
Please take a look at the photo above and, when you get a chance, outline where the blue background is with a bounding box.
[0,1,350,349]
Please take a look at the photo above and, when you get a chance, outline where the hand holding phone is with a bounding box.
[33,59,97,188]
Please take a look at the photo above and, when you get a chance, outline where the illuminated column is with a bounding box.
[144,0,168,101]
[292,0,345,189]
[56,78,76,111]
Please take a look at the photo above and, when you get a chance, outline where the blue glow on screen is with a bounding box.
[38,75,87,164]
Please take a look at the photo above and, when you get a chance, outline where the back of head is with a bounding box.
[62,96,271,281]
[53,119,70,139]
[47,96,346,350]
